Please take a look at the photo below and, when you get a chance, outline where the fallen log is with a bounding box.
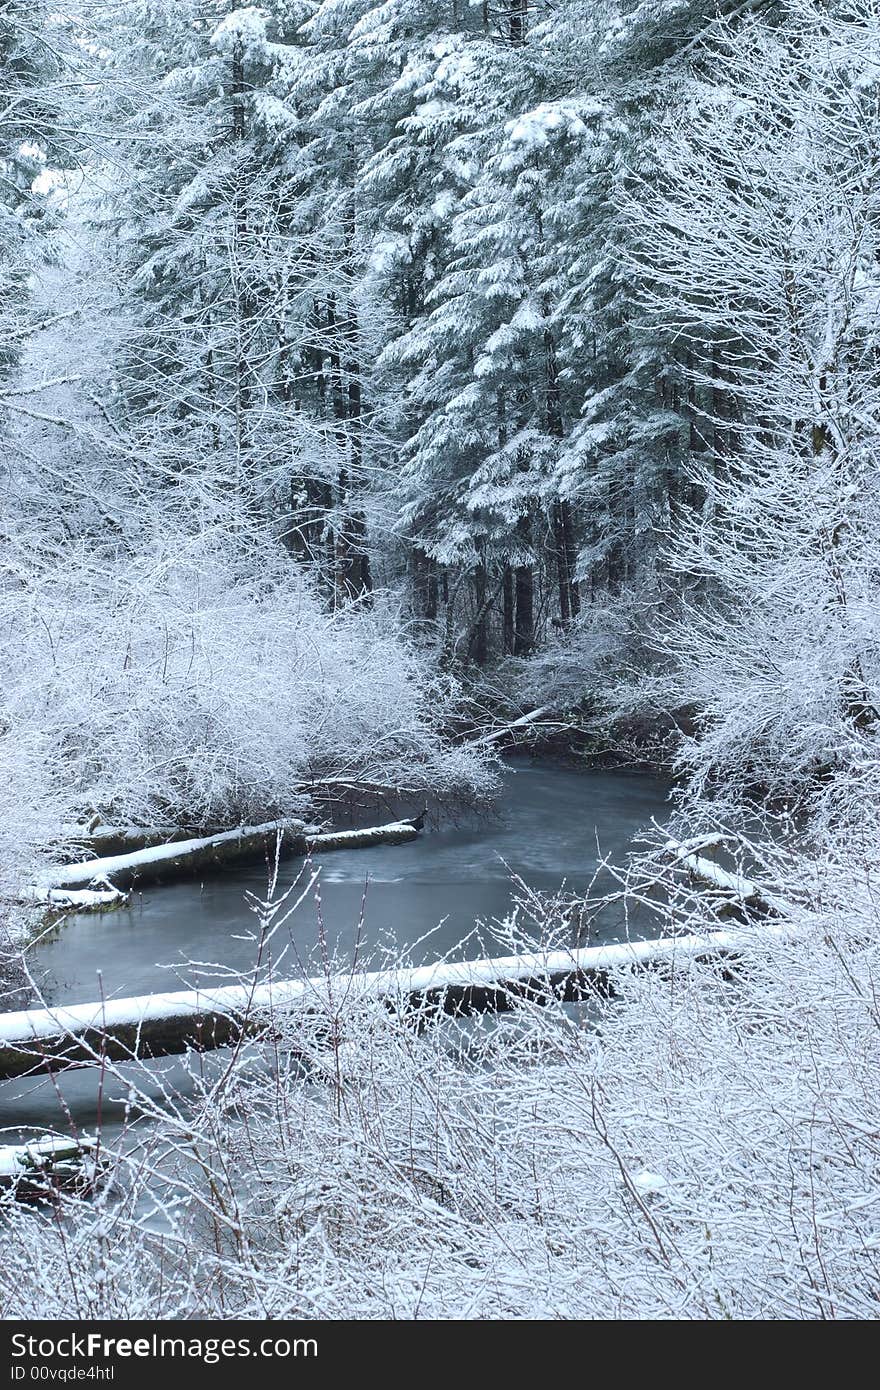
[29,817,423,898]
[0,1134,108,1199]
[70,808,428,858]
[304,819,423,851]
[22,884,129,911]
[71,825,190,858]
[35,818,315,894]
[478,706,557,747]
[664,836,783,916]
[0,928,782,1079]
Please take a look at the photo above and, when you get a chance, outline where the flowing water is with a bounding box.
[0,759,671,1142]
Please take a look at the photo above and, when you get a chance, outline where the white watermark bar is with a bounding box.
[4,1327,319,1380]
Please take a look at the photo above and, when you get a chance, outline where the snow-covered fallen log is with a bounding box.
[304,818,424,852]
[664,837,783,915]
[35,818,315,893]
[29,817,423,899]
[0,1134,107,1198]
[71,825,189,858]
[477,706,558,746]
[22,884,128,911]
[0,927,785,1078]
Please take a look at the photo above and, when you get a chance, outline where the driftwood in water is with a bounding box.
[664,836,782,916]
[37,819,314,893]
[23,884,129,911]
[305,818,424,851]
[0,928,781,1079]
[0,1134,107,1200]
[72,809,427,859]
[31,817,423,899]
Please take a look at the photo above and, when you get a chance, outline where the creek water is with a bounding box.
[0,759,671,1142]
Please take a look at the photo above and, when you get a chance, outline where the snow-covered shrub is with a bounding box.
[0,732,69,903]
[0,523,496,835]
[618,0,880,812]
[0,730,71,976]
[497,571,670,713]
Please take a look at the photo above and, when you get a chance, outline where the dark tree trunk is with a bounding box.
[471,555,489,666]
[341,363,373,600]
[544,324,579,624]
[552,499,580,625]
[509,0,528,44]
[514,515,534,656]
[326,291,372,604]
[514,563,534,656]
[413,548,439,623]
[502,563,514,654]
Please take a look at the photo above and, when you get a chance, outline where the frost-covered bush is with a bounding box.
[497,571,671,715]
[616,0,880,812]
[0,730,70,971]
[0,732,69,903]
[0,524,496,834]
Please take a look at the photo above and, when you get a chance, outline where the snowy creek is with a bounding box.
[0,760,670,1144]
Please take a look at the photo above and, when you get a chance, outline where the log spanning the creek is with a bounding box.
[30,816,425,899]
[0,928,784,1079]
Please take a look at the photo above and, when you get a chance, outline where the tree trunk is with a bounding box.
[502,563,514,654]
[514,515,534,655]
[472,554,488,665]
[509,0,528,44]
[413,547,439,622]
[339,298,373,601]
[543,322,579,625]
[327,276,372,604]
[552,499,580,625]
